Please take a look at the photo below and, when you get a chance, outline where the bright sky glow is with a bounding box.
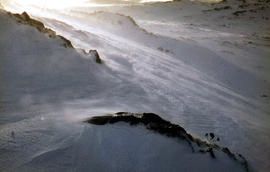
[141,0,172,2]
[18,0,87,9]
[2,0,175,10]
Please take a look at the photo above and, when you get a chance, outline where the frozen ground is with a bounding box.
[0,0,270,171]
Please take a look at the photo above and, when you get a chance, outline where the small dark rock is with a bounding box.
[214,6,231,11]
[209,132,215,140]
[233,10,247,16]
[89,50,102,64]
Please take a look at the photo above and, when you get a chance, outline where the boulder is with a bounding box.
[89,50,102,64]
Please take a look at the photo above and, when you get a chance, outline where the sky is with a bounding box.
[0,0,173,10]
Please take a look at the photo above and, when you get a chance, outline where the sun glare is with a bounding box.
[7,0,88,9]
[2,0,177,10]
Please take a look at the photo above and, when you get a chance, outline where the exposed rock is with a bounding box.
[203,6,232,12]
[88,112,187,137]
[209,132,215,139]
[233,10,247,16]
[198,146,219,158]
[8,11,73,48]
[89,50,102,64]
[58,35,73,48]
[205,0,269,17]
[205,132,220,142]
[85,112,249,171]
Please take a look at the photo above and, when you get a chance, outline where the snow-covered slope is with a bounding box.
[0,10,248,172]
[0,0,269,171]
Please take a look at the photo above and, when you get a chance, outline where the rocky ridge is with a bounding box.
[86,112,249,172]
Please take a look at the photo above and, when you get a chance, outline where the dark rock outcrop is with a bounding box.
[88,112,188,137]
[88,50,102,64]
[85,112,249,172]
[233,10,247,16]
[8,11,73,48]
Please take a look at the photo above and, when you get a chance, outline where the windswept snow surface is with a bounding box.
[1,0,270,171]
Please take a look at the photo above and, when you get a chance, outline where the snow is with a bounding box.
[19,123,246,172]
[0,0,270,171]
